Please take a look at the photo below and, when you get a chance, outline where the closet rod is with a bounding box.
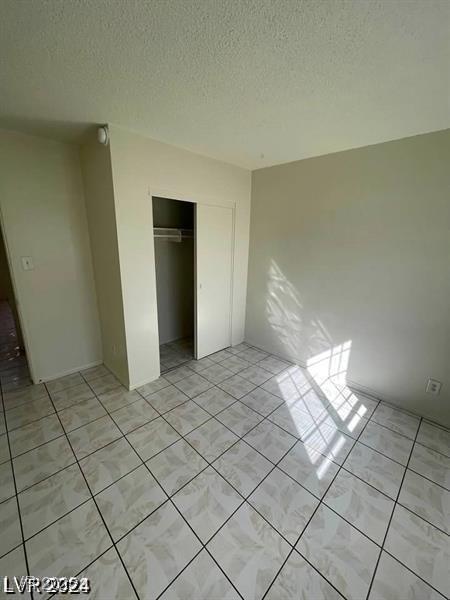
[153,227,193,242]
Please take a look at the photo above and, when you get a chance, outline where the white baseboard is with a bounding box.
[38,359,103,384]
[243,337,443,426]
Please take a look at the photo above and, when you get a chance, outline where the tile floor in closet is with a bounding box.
[0,302,449,599]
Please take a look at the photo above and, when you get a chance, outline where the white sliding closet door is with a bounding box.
[195,204,233,359]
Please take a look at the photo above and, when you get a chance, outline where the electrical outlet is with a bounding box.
[426,378,442,395]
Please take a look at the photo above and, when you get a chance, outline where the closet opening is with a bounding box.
[153,196,195,373]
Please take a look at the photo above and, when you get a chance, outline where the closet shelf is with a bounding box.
[153,227,193,242]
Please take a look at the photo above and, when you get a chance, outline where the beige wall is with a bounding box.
[80,135,129,384]
[247,130,450,426]
[108,125,251,388]
[0,129,102,381]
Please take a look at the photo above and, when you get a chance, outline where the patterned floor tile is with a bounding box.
[50,382,94,411]
[6,397,54,431]
[68,414,122,459]
[384,505,449,596]
[137,376,170,397]
[416,421,450,458]
[244,420,296,463]
[213,440,272,497]
[238,365,273,386]
[0,497,21,558]
[262,373,301,402]
[80,437,141,495]
[398,469,449,533]
[258,356,292,375]
[322,404,369,440]
[324,469,394,544]
[266,549,343,600]
[76,547,137,600]
[88,374,123,396]
[110,398,159,434]
[268,402,317,439]
[408,443,450,489]
[46,372,84,394]
[146,385,189,414]
[236,348,268,364]
[97,465,167,541]
[240,388,282,417]
[218,375,257,399]
[278,440,339,499]
[216,401,263,436]
[117,501,202,600]
[371,403,420,440]
[192,387,236,415]
[59,397,107,432]
[207,502,290,600]
[160,549,240,599]
[368,551,445,600]
[26,500,110,580]
[209,349,234,363]
[127,417,180,461]
[98,388,142,413]
[185,357,215,373]
[249,467,319,545]
[0,546,30,598]
[80,364,110,382]
[296,504,379,600]
[13,436,75,492]
[359,420,413,465]
[147,439,207,496]
[199,363,234,384]
[302,421,354,465]
[2,383,48,408]
[173,467,243,543]
[18,463,90,539]
[164,400,211,436]
[343,442,405,499]
[164,366,195,384]
[185,418,239,462]
[0,433,9,464]
[174,373,213,398]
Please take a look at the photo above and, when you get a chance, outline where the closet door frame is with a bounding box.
[150,188,235,369]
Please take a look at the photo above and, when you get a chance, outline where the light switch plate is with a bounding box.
[21,256,34,271]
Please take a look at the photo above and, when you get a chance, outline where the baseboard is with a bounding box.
[38,359,103,384]
[244,337,448,429]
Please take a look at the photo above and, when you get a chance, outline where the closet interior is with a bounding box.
[152,196,195,372]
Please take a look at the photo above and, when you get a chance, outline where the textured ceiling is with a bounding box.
[0,0,449,168]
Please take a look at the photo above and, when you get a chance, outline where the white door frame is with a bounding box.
[0,207,37,383]
[149,188,235,370]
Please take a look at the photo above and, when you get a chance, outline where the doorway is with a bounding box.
[152,195,234,374]
[153,196,195,372]
[0,227,32,391]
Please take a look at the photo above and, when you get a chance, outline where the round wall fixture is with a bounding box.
[97,125,109,145]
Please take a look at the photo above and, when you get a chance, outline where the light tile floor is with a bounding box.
[0,305,449,599]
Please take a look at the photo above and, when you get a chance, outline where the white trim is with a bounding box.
[40,360,103,383]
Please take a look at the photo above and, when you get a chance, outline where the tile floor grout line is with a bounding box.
[41,381,142,600]
[76,368,245,600]
[0,374,34,599]
[152,384,366,599]
[3,342,447,598]
[364,416,424,600]
[261,398,381,600]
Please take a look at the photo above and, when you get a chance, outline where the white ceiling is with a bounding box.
[0,0,449,169]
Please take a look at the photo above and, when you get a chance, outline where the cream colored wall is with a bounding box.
[108,125,251,388]
[0,129,102,381]
[247,130,450,426]
[80,135,129,385]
